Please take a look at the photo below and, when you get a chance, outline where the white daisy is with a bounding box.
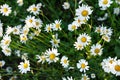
[116,0,120,5]
[60,56,69,68]
[74,16,86,26]
[27,4,41,15]
[45,48,60,64]
[53,20,62,31]
[102,35,111,42]
[77,33,91,47]
[98,0,113,10]
[33,19,43,29]
[75,4,93,20]
[68,22,78,31]
[20,34,28,43]
[17,0,23,6]
[13,25,21,35]
[2,46,11,56]
[62,2,70,10]
[5,26,13,35]
[0,60,5,68]
[36,54,46,64]
[62,76,74,80]
[22,26,30,35]
[113,7,120,15]
[77,59,89,72]
[0,35,11,47]
[90,43,103,56]
[18,59,30,74]
[25,15,36,28]
[74,41,84,50]
[81,74,90,80]
[0,4,12,16]
[50,34,60,48]
[45,24,53,32]
[91,73,96,79]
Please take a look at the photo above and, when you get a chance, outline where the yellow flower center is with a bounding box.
[47,26,51,31]
[14,29,18,32]
[3,8,8,12]
[29,19,33,23]
[21,36,27,41]
[72,25,76,30]
[36,22,39,26]
[23,63,28,69]
[53,39,58,44]
[41,56,46,60]
[81,10,88,17]
[103,0,108,5]
[33,7,37,11]
[81,37,87,43]
[115,65,120,71]
[63,59,67,64]
[83,76,87,80]
[56,23,60,28]
[81,63,86,68]
[109,60,113,64]
[50,53,55,60]
[5,40,10,45]
[94,48,100,54]
[5,49,11,53]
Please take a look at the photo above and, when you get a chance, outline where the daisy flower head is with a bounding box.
[62,2,70,10]
[20,34,28,43]
[27,4,41,15]
[90,43,103,56]
[0,34,11,47]
[101,57,117,73]
[81,74,90,80]
[98,0,113,10]
[53,20,62,31]
[77,59,89,72]
[22,26,30,35]
[113,7,120,15]
[68,21,78,31]
[33,19,43,29]
[2,46,11,56]
[36,53,47,64]
[18,59,30,74]
[0,20,3,37]
[45,24,53,32]
[62,76,74,80]
[111,59,120,76]
[74,16,86,26]
[50,34,60,48]
[45,48,60,64]
[102,35,111,42]
[60,56,69,68]
[5,26,13,35]
[13,25,21,35]
[77,33,91,47]
[74,41,84,50]
[17,0,23,6]
[0,4,12,16]
[25,15,36,28]
[116,0,120,4]
[0,60,5,68]
[91,73,96,79]
[75,4,93,20]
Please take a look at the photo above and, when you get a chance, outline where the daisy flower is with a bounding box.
[68,22,78,31]
[60,56,69,68]
[102,35,111,42]
[2,46,11,56]
[22,26,30,35]
[116,0,120,4]
[0,60,5,68]
[33,19,43,29]
[50,34,60,48]
[17,0,23,6]
[18,59,30,74]
[74,16,86,26]
[98,0,113,10]
[111,60,120,76]
[75,4,93,20]
[113,7,120,15]
[45,24,53,32]
[77,59,89,72]
[0,20,3,37]
[91,73,96,79]
[53,20,62,31]
[20,34,28,43]
[77,33,91,47]
[5,26,13,35]
[74,41,84,50]
[62,76,74,80]
[1,35,11,47]
[36,54,46,64]
[62,2,70,10]
[27,4,41,15]
[0,4,12,16]
[13,25,21,35]
[81,74,90,80]
[45,48,60,64]
[90,43,103,56]
[25,15,36,28]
